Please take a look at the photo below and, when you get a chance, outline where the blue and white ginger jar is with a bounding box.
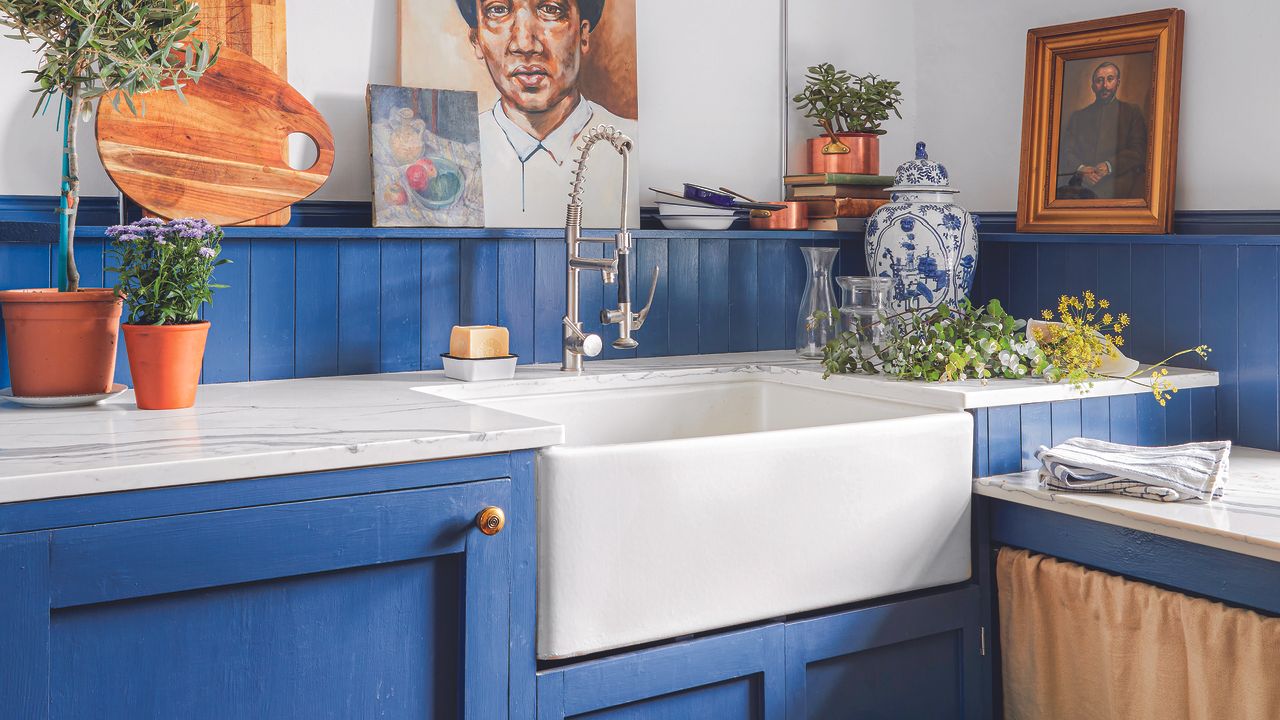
[865,141,979,313]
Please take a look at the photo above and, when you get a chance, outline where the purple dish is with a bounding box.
[682,183,736,206]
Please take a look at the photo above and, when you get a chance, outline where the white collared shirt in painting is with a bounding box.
[478,96,639,228]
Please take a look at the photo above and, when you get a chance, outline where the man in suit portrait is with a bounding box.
[1059,61,1149,199]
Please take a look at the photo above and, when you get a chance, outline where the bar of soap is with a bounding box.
[449,325,510,359]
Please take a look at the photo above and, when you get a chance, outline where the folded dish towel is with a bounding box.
[1036,437,1231,502]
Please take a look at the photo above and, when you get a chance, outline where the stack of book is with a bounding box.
[784,173,894,231]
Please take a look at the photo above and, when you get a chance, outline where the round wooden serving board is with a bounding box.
[95,47,334,226]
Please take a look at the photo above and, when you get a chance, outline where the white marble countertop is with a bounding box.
[975,447,1280,562]
[0,350,1217,504]
[765,358,1216,411]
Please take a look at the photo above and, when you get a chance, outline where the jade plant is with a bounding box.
[793,62,903,136]
[0,0,217,292]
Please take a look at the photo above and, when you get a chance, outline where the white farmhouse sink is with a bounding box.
[421,368,973,659]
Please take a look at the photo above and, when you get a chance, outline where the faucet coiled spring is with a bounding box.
[567,125,633,209]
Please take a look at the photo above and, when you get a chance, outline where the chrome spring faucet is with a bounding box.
[562,125,660,372]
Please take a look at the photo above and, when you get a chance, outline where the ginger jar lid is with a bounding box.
[888,141,958,194]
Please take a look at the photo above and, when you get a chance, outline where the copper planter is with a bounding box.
[806,133,880,175]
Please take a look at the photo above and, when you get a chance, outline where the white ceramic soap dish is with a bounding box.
[441,354,518,382]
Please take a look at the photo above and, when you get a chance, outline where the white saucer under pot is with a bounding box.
[0,383,128,408]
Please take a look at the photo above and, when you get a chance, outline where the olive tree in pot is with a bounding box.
[0,0,215,399]
[793,63,904,176]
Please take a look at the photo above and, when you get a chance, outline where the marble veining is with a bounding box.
[420,352,1217,411]
[976,446,1280,563]
[0,373,564,503]
[0,350,1217,505]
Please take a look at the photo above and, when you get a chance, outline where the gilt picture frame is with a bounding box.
[1016,9,1184,234]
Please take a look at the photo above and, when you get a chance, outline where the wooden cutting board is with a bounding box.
[95,46,334,226]
[192,0,291,225]
[194,0,287,77]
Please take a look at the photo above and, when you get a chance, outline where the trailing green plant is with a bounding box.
[0,0,217,291]
[106,218,228,325]
[819,292,1212,405]
[792,63,903,135]
[819,298,1046,382]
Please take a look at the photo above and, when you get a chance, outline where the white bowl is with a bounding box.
[657,201,737,217]
[441,354,518,382]
[657,215,737,230]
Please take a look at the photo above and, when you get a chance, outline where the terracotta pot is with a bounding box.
[0,288,122,397]
[749,202,809,230]
[122,321,210,410]
[807,133,880,175]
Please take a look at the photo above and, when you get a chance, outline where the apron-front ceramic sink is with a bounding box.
[420,367,973,659]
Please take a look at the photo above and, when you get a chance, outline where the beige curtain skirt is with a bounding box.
[997,547,1280,720]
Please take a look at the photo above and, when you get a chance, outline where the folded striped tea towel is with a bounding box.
[1036,437,1231,502]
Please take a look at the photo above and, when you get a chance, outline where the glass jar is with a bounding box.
[836,276,891,353]
[796,246,840,358]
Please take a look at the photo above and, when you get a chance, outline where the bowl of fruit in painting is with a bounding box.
[402,156,465,210]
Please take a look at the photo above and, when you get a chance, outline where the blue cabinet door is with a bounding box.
[784,586,985,719]
[536,624,785,720]
[1,478,512,720]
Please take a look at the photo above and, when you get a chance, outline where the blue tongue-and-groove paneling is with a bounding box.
[0,213,856,388]
[6,199,1269,454]
[966,235,1268,451]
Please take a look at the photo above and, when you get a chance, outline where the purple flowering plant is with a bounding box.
[106,218,229,325]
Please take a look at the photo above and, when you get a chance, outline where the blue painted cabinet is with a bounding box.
[1,477,514,719]
[536,585,984,720]
[785,586,985,719]
[537,624,786,719]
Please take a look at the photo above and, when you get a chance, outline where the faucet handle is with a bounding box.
[632,264,661,331]
[562,316,602,358]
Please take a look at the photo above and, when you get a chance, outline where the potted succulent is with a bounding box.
[107,218,227,409]
[792,63,904,175]
[0,0,215,399]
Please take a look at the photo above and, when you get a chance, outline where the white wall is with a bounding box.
[0,38,74,197]
[3,1,1272,211]
[637,0,783,204]
[914,0,1280,211]
[0,0,788,205]
[785,1,918,177]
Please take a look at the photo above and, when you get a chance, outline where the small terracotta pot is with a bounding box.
[0,288,122,397]
[749,202,809,230]
[122,321,210,410]
[807,133,880,175]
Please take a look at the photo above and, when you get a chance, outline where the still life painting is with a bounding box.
[398,0,639,228]
[368,84,485,227]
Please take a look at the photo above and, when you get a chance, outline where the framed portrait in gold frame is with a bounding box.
[1016,9,1184,234]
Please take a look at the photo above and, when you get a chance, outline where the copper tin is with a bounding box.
[749,202,809,230]
[806,133,880,175]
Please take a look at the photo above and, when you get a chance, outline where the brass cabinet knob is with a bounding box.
[476,506,505,536]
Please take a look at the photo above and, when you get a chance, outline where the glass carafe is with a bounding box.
[836,276,891,353]
[796,246,840,358]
